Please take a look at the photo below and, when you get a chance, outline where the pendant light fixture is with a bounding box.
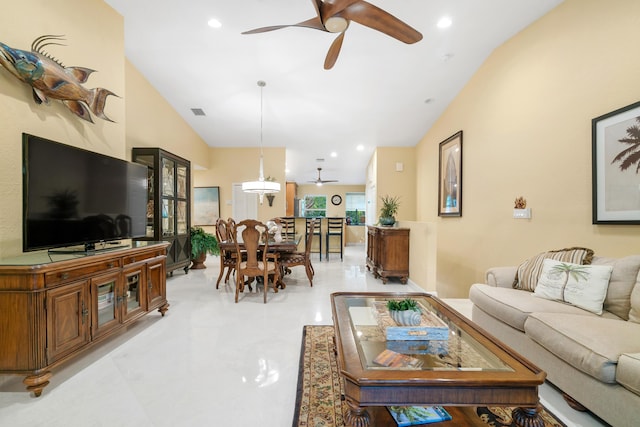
[242,80,280,204]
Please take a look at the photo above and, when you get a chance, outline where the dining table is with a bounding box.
[218,235,301,289]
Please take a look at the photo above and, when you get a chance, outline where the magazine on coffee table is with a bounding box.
[373,349,423,369]
[387,406,452,426]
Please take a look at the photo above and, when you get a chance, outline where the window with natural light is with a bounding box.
[345,193,366,225]
[301,195,327,217]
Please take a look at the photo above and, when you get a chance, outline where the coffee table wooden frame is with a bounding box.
[330,292,547,427]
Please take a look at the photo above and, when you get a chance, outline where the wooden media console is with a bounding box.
[0,241,170,396]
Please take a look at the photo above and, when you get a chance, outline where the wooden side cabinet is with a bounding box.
[366,226,410,284]
[0,242,169,397]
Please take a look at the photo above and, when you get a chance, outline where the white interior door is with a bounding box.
[232,183,258,221]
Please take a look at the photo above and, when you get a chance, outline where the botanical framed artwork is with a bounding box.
[193,186,220,226]
[438,131,463,217]
[592,100,640,224]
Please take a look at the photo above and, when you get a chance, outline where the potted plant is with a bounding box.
[386,298,422,326]
[379,195,400,226]
[190,226,220,269]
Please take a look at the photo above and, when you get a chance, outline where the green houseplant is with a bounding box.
[190,226,220,269]
[386,298,421,326]
[379,195,400,226]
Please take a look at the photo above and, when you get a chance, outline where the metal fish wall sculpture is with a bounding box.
[0,35,116,123]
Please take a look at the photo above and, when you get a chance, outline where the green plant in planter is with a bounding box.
[387,298,421,326]
[379,195,400,226]
[386,298,419,312]
[190,226,220,259]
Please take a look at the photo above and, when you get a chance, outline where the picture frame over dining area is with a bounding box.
[194,186,220,226]
[438,131,463,217]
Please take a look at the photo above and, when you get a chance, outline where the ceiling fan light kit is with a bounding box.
[242,80,280,203]
[241,0,423,69]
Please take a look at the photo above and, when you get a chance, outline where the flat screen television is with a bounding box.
[22,133,148,252]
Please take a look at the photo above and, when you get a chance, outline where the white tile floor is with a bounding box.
[0,246,607,426]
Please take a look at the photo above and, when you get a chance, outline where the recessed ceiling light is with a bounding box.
[437,16,452,29]
[330,152,337,158]
[208,18,222,28]
[356,145,364,151]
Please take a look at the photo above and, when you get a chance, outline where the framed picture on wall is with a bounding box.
[438,131,463,217]
[194,187,220,226]
[592,100,640,224]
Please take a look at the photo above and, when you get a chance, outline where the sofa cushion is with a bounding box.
[617,353,640,395]
[630,282,640,324]
[533,259,613,315]
[593,255,640,320]
[513,247,594,291]
[524,312,640,383]
[469,284,599,332]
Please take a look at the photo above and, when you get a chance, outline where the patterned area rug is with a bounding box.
[293,325,566,427]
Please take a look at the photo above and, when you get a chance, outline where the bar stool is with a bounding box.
[305,217,322,261]
[325,217,344,261]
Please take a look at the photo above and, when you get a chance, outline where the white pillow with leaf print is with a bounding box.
[533,259,613,315]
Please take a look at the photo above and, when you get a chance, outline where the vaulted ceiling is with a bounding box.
[105,0,563,184]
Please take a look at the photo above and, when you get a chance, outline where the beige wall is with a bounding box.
[366,147,417,226]
[399,221,437,292]
[416,0,640,297]
[0,0,211,257]
[372,147,417,221]
[0,0,125,257]
[192,147,287,232]
[123,61,210,165]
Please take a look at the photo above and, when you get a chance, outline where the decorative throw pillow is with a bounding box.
[513,247,594,292]
[533,259,613,315]
[594,255,640,320]
[629,281,640,324]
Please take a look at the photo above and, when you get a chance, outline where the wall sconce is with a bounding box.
[266,193,275,207]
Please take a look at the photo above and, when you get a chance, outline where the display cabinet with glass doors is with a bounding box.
[132,148,191,275]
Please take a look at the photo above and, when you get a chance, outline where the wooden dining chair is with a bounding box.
[279,220,315,286]
[231,219,280,303]
[215,218,236,289]
[279,216,296,241]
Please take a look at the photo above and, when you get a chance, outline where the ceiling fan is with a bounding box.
[241,0,423,69]
[309,167,338,186]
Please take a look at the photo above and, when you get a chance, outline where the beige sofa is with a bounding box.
[469,254,640,427]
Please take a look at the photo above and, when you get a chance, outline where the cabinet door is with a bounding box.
[46,281,90,363]
[147,258,166,310]
[91,271,121,339]
[122,265,147,321]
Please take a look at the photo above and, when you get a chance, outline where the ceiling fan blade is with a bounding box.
[341,1,423,44]
[324,31,346,70]
[319,0,361,22]
[242,17,325,35]
[310,0,323,21]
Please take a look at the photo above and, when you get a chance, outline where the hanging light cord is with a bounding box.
[241,80,279,202]
[258,80,266,182]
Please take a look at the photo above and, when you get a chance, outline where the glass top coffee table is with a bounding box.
[330,292,547,427]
